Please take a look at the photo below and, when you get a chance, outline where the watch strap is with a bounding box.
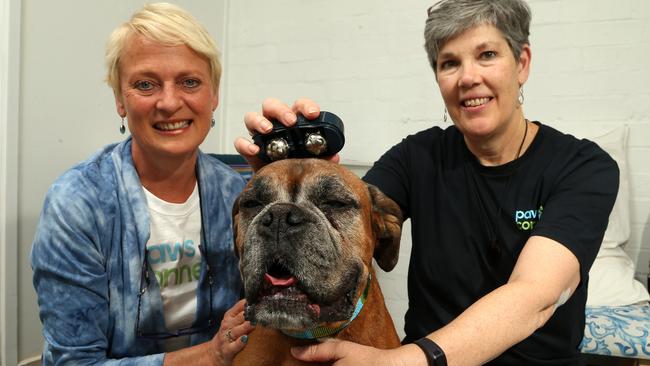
[413,337,447,366]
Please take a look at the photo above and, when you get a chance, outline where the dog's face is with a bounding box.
[232,159,403,332]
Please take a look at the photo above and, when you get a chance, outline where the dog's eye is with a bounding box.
[240,199,262,209]
[320,200,350,209]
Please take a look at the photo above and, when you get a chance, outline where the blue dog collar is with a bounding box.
[281,273,372,340]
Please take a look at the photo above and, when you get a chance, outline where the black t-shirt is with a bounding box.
[363,122,619,365]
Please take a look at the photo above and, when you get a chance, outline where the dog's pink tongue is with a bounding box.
[264,273,296,287]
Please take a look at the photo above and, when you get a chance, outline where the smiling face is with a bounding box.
[115,34,218,164]
[435,24,530,141]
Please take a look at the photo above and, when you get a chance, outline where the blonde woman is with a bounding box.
[31,3,252,365]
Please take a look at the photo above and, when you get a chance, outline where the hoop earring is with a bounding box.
[443,108,448,123]
[211,118,216,128]
[120,117,126,135]
[518,87,525,105]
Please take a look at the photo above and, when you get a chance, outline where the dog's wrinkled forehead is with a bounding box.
[245,171,357,205]
[244,159,365,204]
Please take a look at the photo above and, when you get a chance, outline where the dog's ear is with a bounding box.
[367,183,403,272]
[231,196,241,259]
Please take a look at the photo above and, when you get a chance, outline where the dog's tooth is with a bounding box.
[308,303,321,317]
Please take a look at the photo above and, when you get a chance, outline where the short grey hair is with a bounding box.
[424,0,531,74]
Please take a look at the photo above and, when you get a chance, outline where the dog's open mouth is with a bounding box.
[261,261,322,317]
[244,259,360,331]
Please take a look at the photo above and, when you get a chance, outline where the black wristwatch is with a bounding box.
[413,337,447,366]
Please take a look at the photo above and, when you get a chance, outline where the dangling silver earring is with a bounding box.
[211,118,215,128]
[518,87,525,105]
[443,108,448,123]
[119,117,126,135]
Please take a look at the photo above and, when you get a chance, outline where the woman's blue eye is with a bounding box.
[182,79,200,88]
[134,80,154,91]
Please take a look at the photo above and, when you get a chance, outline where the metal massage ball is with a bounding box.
[266,138,290,161]
[304,132,328,156]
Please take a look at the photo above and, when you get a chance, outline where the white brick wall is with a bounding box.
[220,0,650,338]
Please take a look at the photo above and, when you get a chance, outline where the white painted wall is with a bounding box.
[1,0,21,364]
[220,0,650,339]
[3,0,650,362]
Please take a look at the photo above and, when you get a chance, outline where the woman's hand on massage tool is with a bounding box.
[234,98,340,172]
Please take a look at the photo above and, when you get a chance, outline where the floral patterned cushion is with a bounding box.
[581,304,650,359]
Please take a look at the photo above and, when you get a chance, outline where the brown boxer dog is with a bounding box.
[232,158,403,366]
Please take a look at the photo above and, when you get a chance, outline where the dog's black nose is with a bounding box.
[261,203,304,228]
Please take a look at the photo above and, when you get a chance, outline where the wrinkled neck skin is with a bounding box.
[131,142,198,203]
[463,109,537,167]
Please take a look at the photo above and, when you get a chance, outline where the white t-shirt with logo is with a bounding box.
[143,183,202,350]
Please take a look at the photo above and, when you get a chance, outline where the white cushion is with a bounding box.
[590,126,630,249]
[588,247,649,306]
[586,125,649,306]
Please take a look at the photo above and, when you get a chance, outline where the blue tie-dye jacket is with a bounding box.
[31,138,245,365]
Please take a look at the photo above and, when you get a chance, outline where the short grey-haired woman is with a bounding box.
[237,0,619,364]
[31,3,253,365]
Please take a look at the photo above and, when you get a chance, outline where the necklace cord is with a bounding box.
[515,118,528,159]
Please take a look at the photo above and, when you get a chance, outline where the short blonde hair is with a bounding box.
[105,2,221,98]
